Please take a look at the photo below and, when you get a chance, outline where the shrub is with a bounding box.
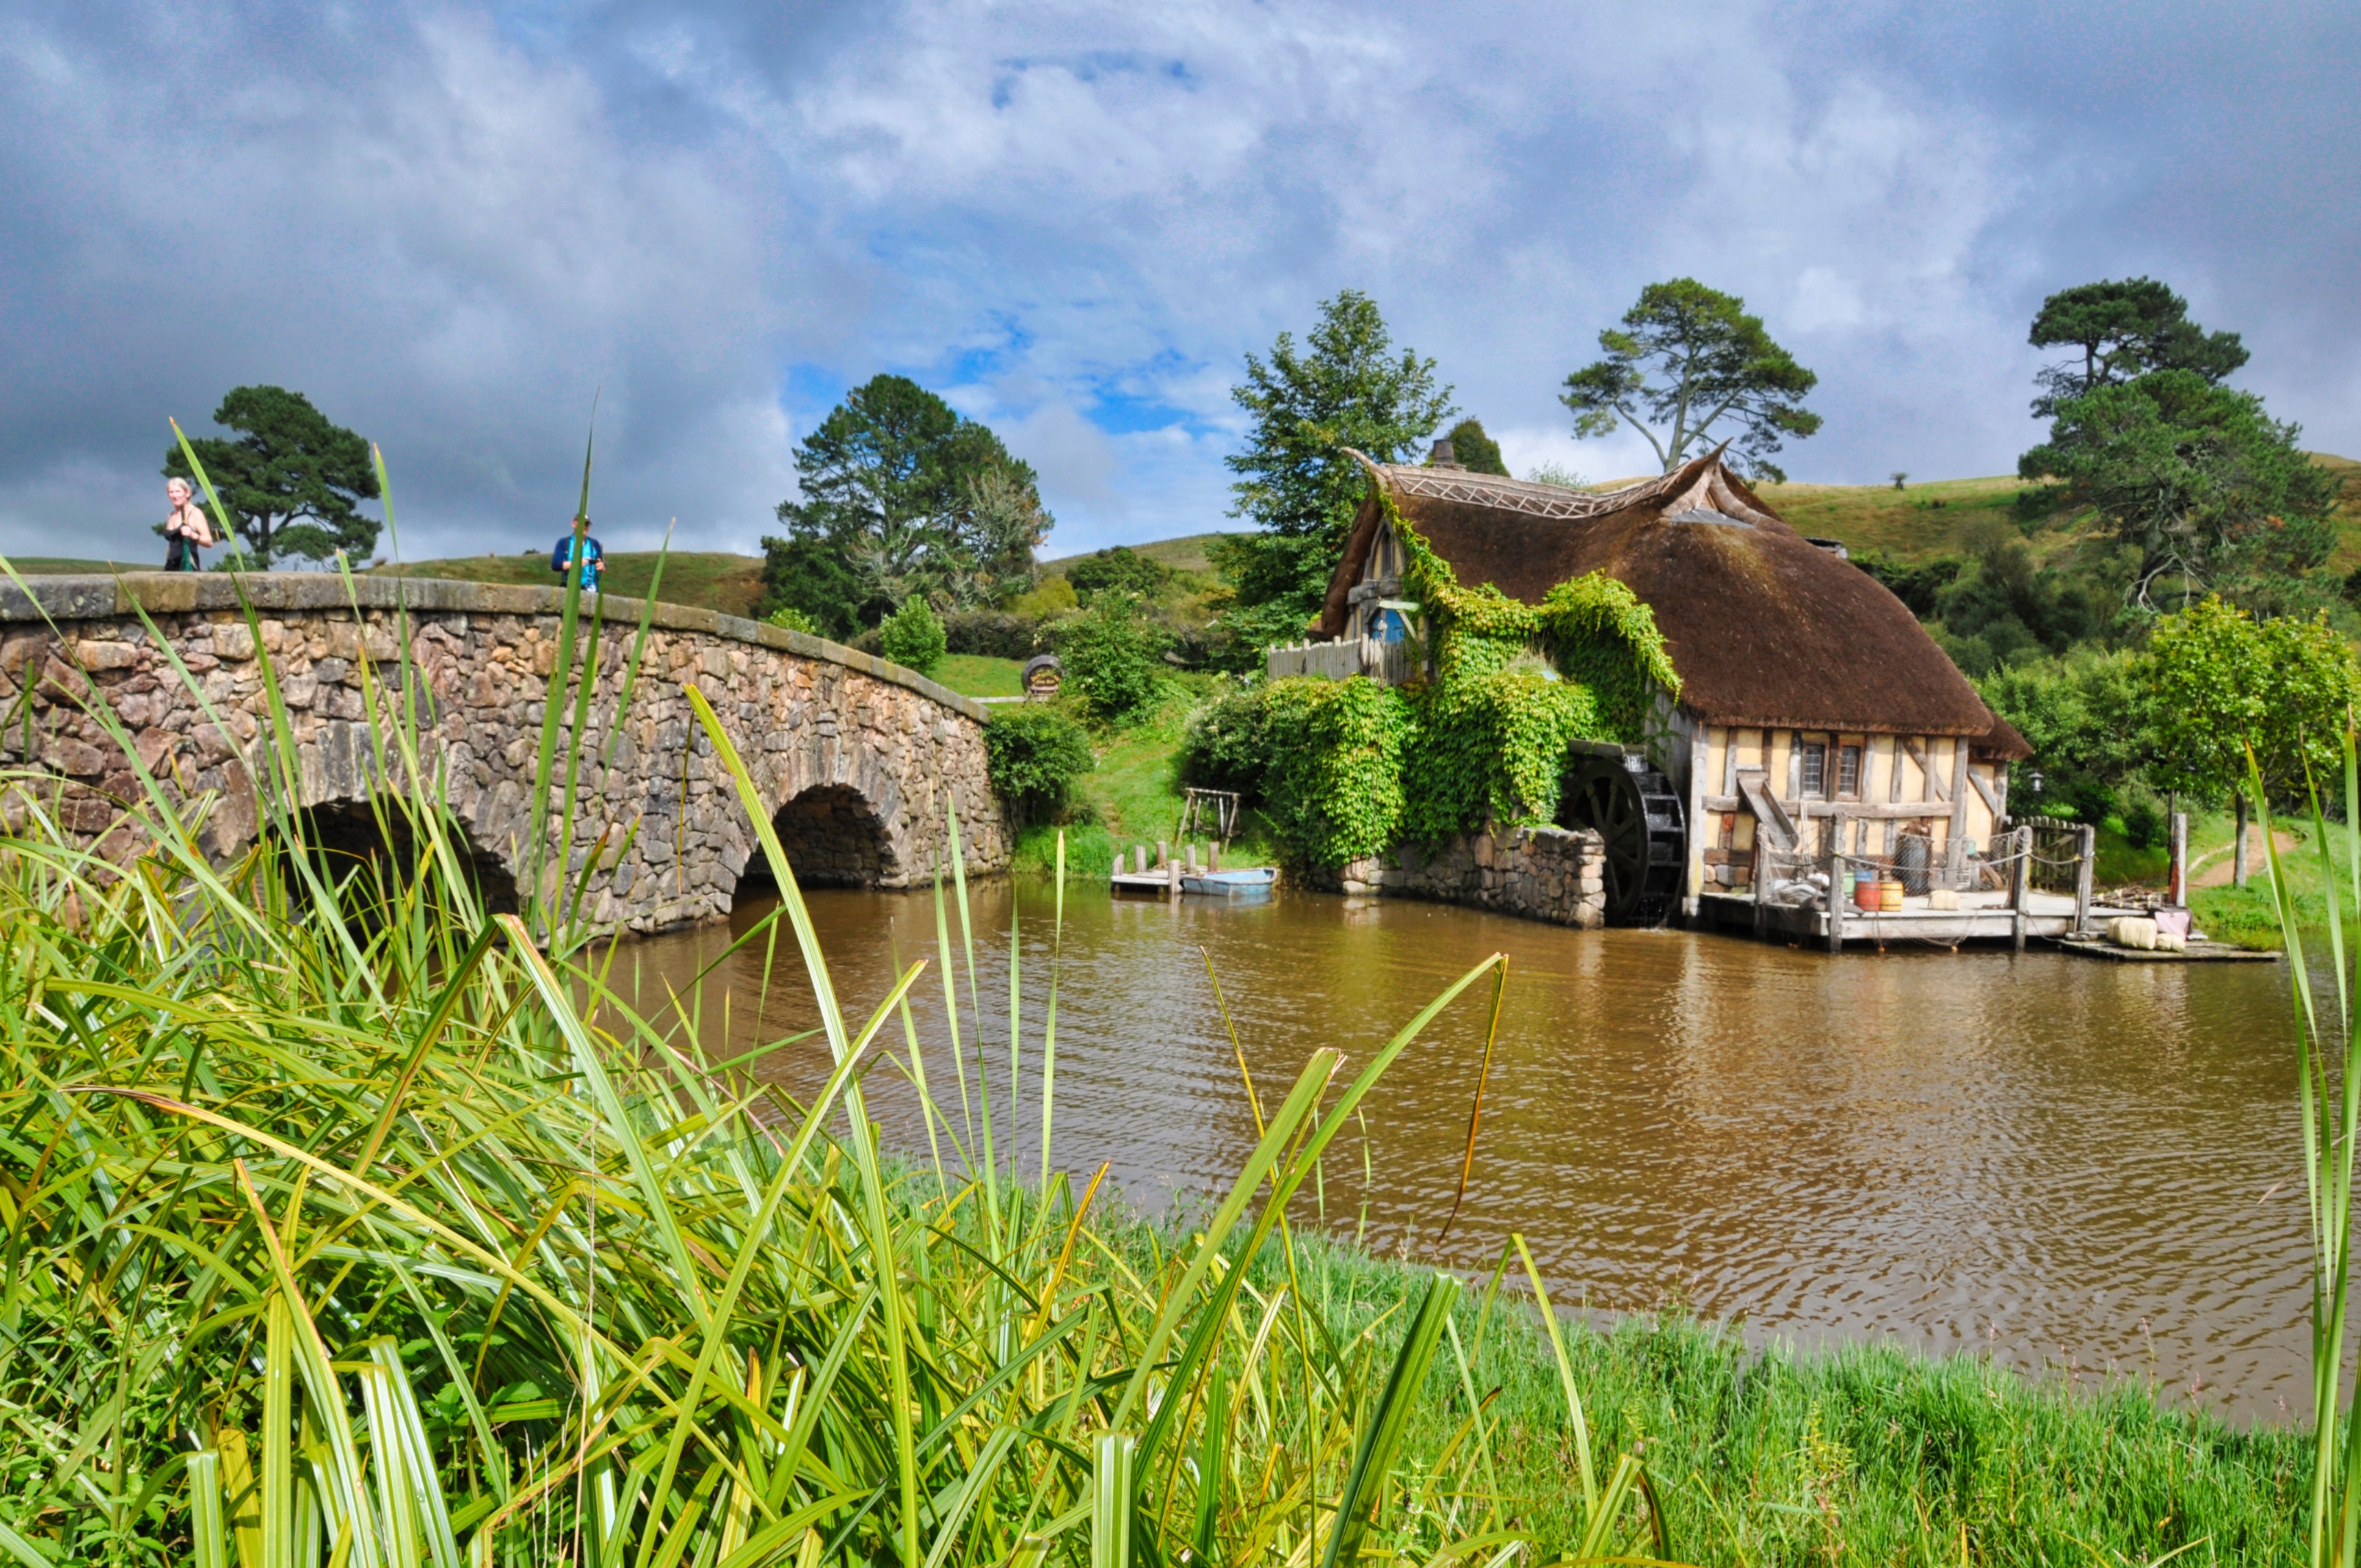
[984,704,1095,822]
[1261,677,1412,865]
[2123,799,2165,849]
[765,603,821,636]
[880,598,947,675]
[1050,595,1170,725]
[1180,683,1277,797]
[1009,574,1078,618]
[942,609,1042,659]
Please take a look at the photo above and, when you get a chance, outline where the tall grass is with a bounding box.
[0,442,1674,1565]
[2261,737,2361,1568]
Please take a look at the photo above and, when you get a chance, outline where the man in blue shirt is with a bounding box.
[551,529,605,592]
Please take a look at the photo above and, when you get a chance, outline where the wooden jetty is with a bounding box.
[1111,841,1274,899]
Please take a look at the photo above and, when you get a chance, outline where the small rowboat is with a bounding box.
[1180,867,1278,899]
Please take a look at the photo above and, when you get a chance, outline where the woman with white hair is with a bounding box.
[162,477,214,571]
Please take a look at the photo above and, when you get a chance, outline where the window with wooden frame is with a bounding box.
[1799,740,1827,797]
[1837,742,1863,799]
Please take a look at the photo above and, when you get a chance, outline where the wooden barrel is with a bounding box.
[1879,879,1903,912]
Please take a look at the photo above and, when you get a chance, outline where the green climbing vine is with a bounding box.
[1180,487,1680,867]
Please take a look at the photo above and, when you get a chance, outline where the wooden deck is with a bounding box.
[1695,888,2137,950]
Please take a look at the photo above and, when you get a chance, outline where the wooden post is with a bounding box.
[2073,823,2095,933]
[1824,836,1843,954]
[2169,811,2188,905]
[1156,840,1168,868]
[1169,855,1182,899]
[1753,843,1770,940]
[1210,841,1221,872]
[2009,824,2031,951]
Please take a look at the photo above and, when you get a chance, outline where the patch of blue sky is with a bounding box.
[778,363,848,423]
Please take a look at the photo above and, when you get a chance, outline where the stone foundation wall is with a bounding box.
[1310,823,1608,928]
[0,574,1008,932]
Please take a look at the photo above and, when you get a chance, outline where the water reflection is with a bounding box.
[623,882,2307,1417]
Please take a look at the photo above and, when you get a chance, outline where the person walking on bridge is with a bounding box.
[551,527,604,592]
[162,477,213,572]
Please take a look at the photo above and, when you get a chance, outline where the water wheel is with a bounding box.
[1558,744,1686,926]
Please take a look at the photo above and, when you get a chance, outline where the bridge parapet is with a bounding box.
[0,573,1009,931]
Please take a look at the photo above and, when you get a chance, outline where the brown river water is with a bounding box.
[621,881,2311,1419]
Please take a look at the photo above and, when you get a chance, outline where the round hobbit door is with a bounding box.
[1557,743,1686,926]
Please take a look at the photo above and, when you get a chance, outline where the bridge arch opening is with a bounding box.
[282,799,520,921]
[737,785,896,900]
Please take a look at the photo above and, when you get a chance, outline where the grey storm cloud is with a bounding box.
[1,0,2356,565]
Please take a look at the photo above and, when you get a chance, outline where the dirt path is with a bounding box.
[2191,829,2300,887]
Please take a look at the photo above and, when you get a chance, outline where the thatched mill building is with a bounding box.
[1301,446,2031,926]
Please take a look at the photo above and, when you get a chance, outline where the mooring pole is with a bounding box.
[1824,836,1843,955]
[2169,811,2188,906]
[2009,824,2031,951]
[2073,822,2095,934]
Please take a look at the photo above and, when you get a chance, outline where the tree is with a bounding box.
[2019,370,2337,609]
[1977,648,2155,826]
[1216,290,1454,655]
[162,385,379,566]
[762,374,1051,635]
[1442,418,1507,475]
[2144,595,2361,884]
[2027,277,2247,418]
[1066,546,1169,604]
[1561,279,1820,482]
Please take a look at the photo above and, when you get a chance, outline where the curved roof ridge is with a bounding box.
[1341,447,1675,520]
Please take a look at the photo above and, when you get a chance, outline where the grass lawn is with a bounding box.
[1010,674,1281,879]
[374,550,768,618]
[930,653,1026,697]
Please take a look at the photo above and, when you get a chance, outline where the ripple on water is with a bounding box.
[624,884,2312,1418]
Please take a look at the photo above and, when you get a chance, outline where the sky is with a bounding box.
[3,1,2357,566]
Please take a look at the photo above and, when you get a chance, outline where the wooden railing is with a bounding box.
[1264,636,1416,684]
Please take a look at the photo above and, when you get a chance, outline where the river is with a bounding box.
[623,880,2310,1418]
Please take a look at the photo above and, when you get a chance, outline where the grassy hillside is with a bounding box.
[374,550,767,617]
[1753,474,2038,558]
[1042,531,1234,576]
[1747,453,2361,566]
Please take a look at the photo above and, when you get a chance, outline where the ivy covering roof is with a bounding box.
[1321,449,2031,756]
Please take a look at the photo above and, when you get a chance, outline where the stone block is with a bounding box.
[76,639,139,671]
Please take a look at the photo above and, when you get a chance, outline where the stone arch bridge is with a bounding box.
[0,574,1009,932]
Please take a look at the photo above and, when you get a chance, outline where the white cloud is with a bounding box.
[3,0,2357,570]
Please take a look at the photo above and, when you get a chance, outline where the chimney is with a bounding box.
[1428,437,1463,469]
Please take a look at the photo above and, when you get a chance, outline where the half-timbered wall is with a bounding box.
[1687,721,2009,907]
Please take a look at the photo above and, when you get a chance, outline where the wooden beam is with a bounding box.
[1950,738,1970,844]
[1900,736,1948,802]
[1967,762,2003,819]
[1735,797,1959,821]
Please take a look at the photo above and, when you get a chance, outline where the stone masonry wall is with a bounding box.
[0,574,1008,932]
[1310,822,1608,928]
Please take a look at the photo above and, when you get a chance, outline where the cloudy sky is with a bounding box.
[4,1,2357,566]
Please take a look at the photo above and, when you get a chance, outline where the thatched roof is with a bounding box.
[1320,449,2031,758]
